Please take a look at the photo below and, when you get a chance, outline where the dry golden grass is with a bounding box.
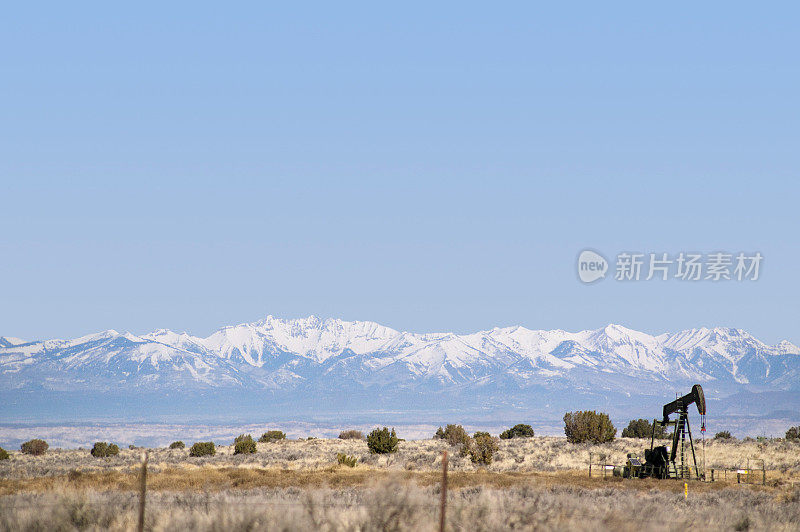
[2,479,799,531]
[0,464,791,498]
[2,436,798,494]
[3,437,799,531]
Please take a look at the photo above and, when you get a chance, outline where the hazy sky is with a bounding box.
[2,3,799,344]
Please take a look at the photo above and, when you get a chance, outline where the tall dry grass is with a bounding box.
[2,481,799,531]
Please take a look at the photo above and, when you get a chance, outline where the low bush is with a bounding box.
[234,436,257,455]
[563,411,616,443]
[468,432,499,465]
[338,430,364,440]
[90,442,119,458]
[367,427,399,454]
[20,439,48,456]
[621,419,668,439]
[785,426,799,441]
[169,441,185,449]
[259,430,286,443]
[189,442,216,457]
[434,424,470,447]
[500,424,534,439]
[337,453,358,467]
[0,447,9,460]
[714,431,733,440]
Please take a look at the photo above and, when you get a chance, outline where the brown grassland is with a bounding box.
[1,436,799,530]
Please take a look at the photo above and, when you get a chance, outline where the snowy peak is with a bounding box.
[0,336,26,348]
[204,315,400,365]
[776,340,800,355]
[1,318,798,394]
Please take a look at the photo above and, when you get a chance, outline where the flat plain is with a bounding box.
[2,436,799,531]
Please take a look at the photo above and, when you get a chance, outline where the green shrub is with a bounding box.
[621,419,668,439]
[258,430,286,443]
[337,453,358,467]
[189,441,216,457]
[434,424,470,447]
[468,433,499,465]
[367,427,399,454]
[434,427,445,439]
[169,441,185,449]
[90,442,107,457]
[563,411,616,443]
[499,424,534,439]
[89,441,119,458]
[234,439,256,454]
[338,430,364,440]
[90,442,120,458]
[714,431,733,440]
[234,435,256,455]
[20,439,48,456]
[786,426,800,441]
[0,447,9,460]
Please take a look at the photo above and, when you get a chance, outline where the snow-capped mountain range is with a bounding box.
[2,316,798,396]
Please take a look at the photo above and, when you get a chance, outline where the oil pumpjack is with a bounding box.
[623,384,707,479]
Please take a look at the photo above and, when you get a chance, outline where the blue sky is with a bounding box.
[2,3,799,344]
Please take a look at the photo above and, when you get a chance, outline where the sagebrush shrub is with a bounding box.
[337,453,358,467]
[621,419,668,439]
[189,442,216,457]
[0,447,9,460]
[563,411,616,443]
[338,430,364,440]
[234,435,257,455]
[367,427,399,454]
[434,424,470,447]
[714,431,733,440]
[20,439,48,456]
[259,430,286,443]
[500,424,534,439]
[90,442,119,458]
[468,432,499,464]
[169,441,185,449]
[785,426,799,441]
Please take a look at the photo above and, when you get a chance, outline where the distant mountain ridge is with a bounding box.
[1,317,799,424]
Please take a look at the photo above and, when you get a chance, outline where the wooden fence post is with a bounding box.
[138,451,148,532]
[589,452,592,478]
[439,451,448,532]
[762,461,766,486]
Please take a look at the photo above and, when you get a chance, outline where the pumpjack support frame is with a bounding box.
[649,384,706,479]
